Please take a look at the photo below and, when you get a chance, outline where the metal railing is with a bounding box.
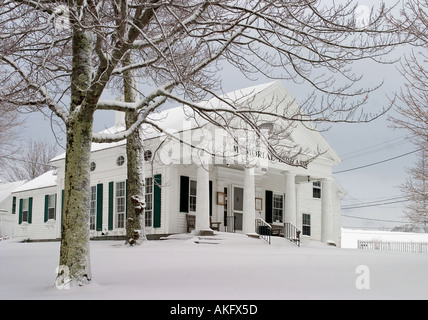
[284,222,301,247]
[255,218,272,245]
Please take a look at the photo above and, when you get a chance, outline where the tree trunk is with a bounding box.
[56,15,95,287]
[57,111,94,287]
[123,52,147,245]
[125,111,147,245]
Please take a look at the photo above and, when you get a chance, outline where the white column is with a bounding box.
[196,165,210,230]
[321,178,333,243]
[284,171,297,226]
[243,167,256,234]
[295,183,301,229]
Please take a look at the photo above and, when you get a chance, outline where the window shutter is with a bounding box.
[180,176,189,213]
[28,197,33,224]
[154,174,162,228]
[44,195,49,223]
[54,193,57,220]
[108,182,114,231]
[18,199,23,224]
[61,190,64,227]
[12,197,16,214]
[96,183,103,231]
[265,190,273,223]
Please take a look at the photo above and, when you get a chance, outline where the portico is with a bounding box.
[189,160,340,245]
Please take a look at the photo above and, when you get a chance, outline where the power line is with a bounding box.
[341,214,407,223]
[341,196,407,209]
[342,199,409,210]
[340,134,412,161]
[334,148,422,174]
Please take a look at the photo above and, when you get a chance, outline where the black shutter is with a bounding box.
[108,182,114,230]
[180,176,189,213]
[265,190,273,223]
[96,183,103,231]
[154,174,162,228]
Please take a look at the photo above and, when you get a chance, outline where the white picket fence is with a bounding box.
[358,240,428,254]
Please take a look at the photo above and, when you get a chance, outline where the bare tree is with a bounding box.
[0,106,23,178]
[0,0,407,287]
[4,139,57,181]
[389,0,428,231]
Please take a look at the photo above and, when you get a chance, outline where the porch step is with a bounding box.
[194,240,220,245]
[194,236,222,245]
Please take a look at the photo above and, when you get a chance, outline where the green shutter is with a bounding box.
[54,193,57,220]
[154,174,162,228]
[28,197,33,224]
[61,190,64,227]
[44,195,49,223]
[179,176,189,213]
[96,183,103,231]
[265,190,273,223]
[18,198,23,224]
[108,182,114,230]
[12,197,16,214]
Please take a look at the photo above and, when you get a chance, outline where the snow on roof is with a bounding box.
[13,170,57,193]
[0,180,27,203]
[50,81,280,162]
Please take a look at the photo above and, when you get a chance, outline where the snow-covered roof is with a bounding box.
[13,170,57,193]
[49,81,341,165]
[50,81,279,162]
[0,180,27,203]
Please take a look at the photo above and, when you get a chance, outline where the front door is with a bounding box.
[233,186,244,231]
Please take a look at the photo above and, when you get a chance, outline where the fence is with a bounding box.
[358,240,428,254]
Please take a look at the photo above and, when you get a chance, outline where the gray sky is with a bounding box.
[2,0,418,231]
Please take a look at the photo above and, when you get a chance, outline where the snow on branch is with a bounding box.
[1,56,69,123]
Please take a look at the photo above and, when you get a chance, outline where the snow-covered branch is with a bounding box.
[1,56,69,123]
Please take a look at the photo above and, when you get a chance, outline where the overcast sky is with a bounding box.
[2,0,418,231]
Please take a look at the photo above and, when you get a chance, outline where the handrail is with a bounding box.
[284,222,301,247]
[255,218,271,245]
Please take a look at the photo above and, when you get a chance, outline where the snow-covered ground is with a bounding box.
[1,232,428,300]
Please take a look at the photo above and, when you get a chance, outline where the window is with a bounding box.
[189,180,197,212]
[47,194,56,220]
[12,197,16,214]
[145,177,153,227]
[90,186,97,230]
[116,181,126,228]
[22,198,29,223]
[116,155,125,166]
[302,214,311,236]
[90,162,96,172]
[144,150,152,161]
[273,193,284,223]
[313,181,321,199]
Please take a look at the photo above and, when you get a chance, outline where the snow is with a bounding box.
[0,181,26,203]
[342,228,428,249]
[50,81,280,162]
[1,231,428,300]
[12,170,57,193]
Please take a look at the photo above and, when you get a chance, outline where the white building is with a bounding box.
[2,81,345,246]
